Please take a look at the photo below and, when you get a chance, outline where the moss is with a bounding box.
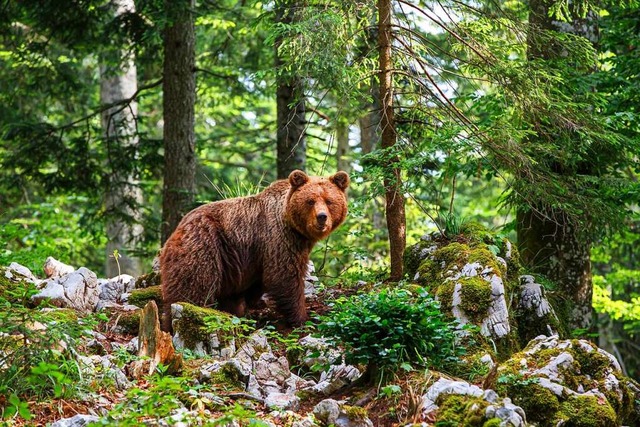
[555,395,617,427]
[134,272,161,289]
[128,285,163,308]
[458,277,493,323]
[570,340,609,378]
[533,348,563,367]
[40,308,79,324]
[416,258,441,285]
[209,363,245,390]
[404,242,430,278]
[495,379,559,426]
[435,281,456,313]
[459,222,493,245]
[435,394,489,427]
[503,238,523,276]
[173,303,237,350]
[116,310,141,335]
[468,247,506,278]
[343,405,369,421]
[482,419,501,427]
[433,243,471,267]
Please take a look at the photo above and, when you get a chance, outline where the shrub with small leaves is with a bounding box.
[0,276,100,422]
[317,287,464,382]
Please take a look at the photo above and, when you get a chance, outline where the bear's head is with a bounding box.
[285,170,350,241]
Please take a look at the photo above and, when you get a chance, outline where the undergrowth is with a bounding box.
[317,287,466,384]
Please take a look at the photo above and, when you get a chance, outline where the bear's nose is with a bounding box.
[317,213,328,224]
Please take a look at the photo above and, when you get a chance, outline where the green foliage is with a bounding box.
[203,312,256,340]
[3,393,32,421]
[92,375,270,426]
[92,376,190,426]
[317,287,464,382]
[497,373,539,388]
[0,278,97,415]
[593,274,640,334]
[439,212,467,238]
[0,196,106,274]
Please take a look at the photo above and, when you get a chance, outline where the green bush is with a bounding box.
[0,278,98,420]
[317,287,463,382]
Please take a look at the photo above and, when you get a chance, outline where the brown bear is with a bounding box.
[160,170,349,331]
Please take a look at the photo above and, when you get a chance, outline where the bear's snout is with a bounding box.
[316,212,328,225]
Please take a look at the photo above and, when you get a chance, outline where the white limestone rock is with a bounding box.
[31,267,99,312]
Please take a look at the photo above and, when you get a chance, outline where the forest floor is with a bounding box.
[17,281,413,427]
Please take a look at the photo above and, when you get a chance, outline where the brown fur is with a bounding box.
[160,170,349,331]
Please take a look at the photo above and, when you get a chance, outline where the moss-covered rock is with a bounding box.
[458,277,493,323]
[459,222,495,245]
[172,302,244,356]
[494,335,639,426]
[513,275,562,348]
[555,395,617,427]
[419,377,528,426]
[127,285,162,308]
[134,271,161,289]
[105,308,141,335]
[435,281,456,312]
[435,394,489,426]
[497,381,560,425]
[468,247,506,278]
[406,229,520,357]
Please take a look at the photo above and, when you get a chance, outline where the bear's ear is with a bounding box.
[289,170,309,189]
[330,171,350,191]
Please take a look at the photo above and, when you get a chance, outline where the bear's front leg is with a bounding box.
[263,262,308,326]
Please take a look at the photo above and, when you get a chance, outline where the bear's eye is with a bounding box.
[325,199,333,206]
[306,200,315,206]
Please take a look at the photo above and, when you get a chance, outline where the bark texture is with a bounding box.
[131,300,182,378]
[517,210,592,330]
[336,119,350,173]
[275,1,306,179]
[378,0,406,281]
[161,0,196,244]
[519,0,598,331]
[101,0,143,277]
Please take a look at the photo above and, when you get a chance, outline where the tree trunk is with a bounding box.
[517,209,592,329]
[275,1,306,179]
[101,0,143,277]
[336,119,350,173]
[359,45,385,232]
[518,0,598,331]
[161,0,196,244]
[378,0,406,281]
[359,24,381,157]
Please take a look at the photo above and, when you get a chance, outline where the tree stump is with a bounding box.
[130,301,182,378]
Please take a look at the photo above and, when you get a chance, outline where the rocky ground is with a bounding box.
[1,225,639,426]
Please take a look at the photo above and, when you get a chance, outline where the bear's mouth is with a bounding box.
[315,224,328,232]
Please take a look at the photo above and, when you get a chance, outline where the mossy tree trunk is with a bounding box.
[378,0,406,281]
[161,0,196,244]
[518,209,592,330]
[275,0,306,179]
[518,0,598,332]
